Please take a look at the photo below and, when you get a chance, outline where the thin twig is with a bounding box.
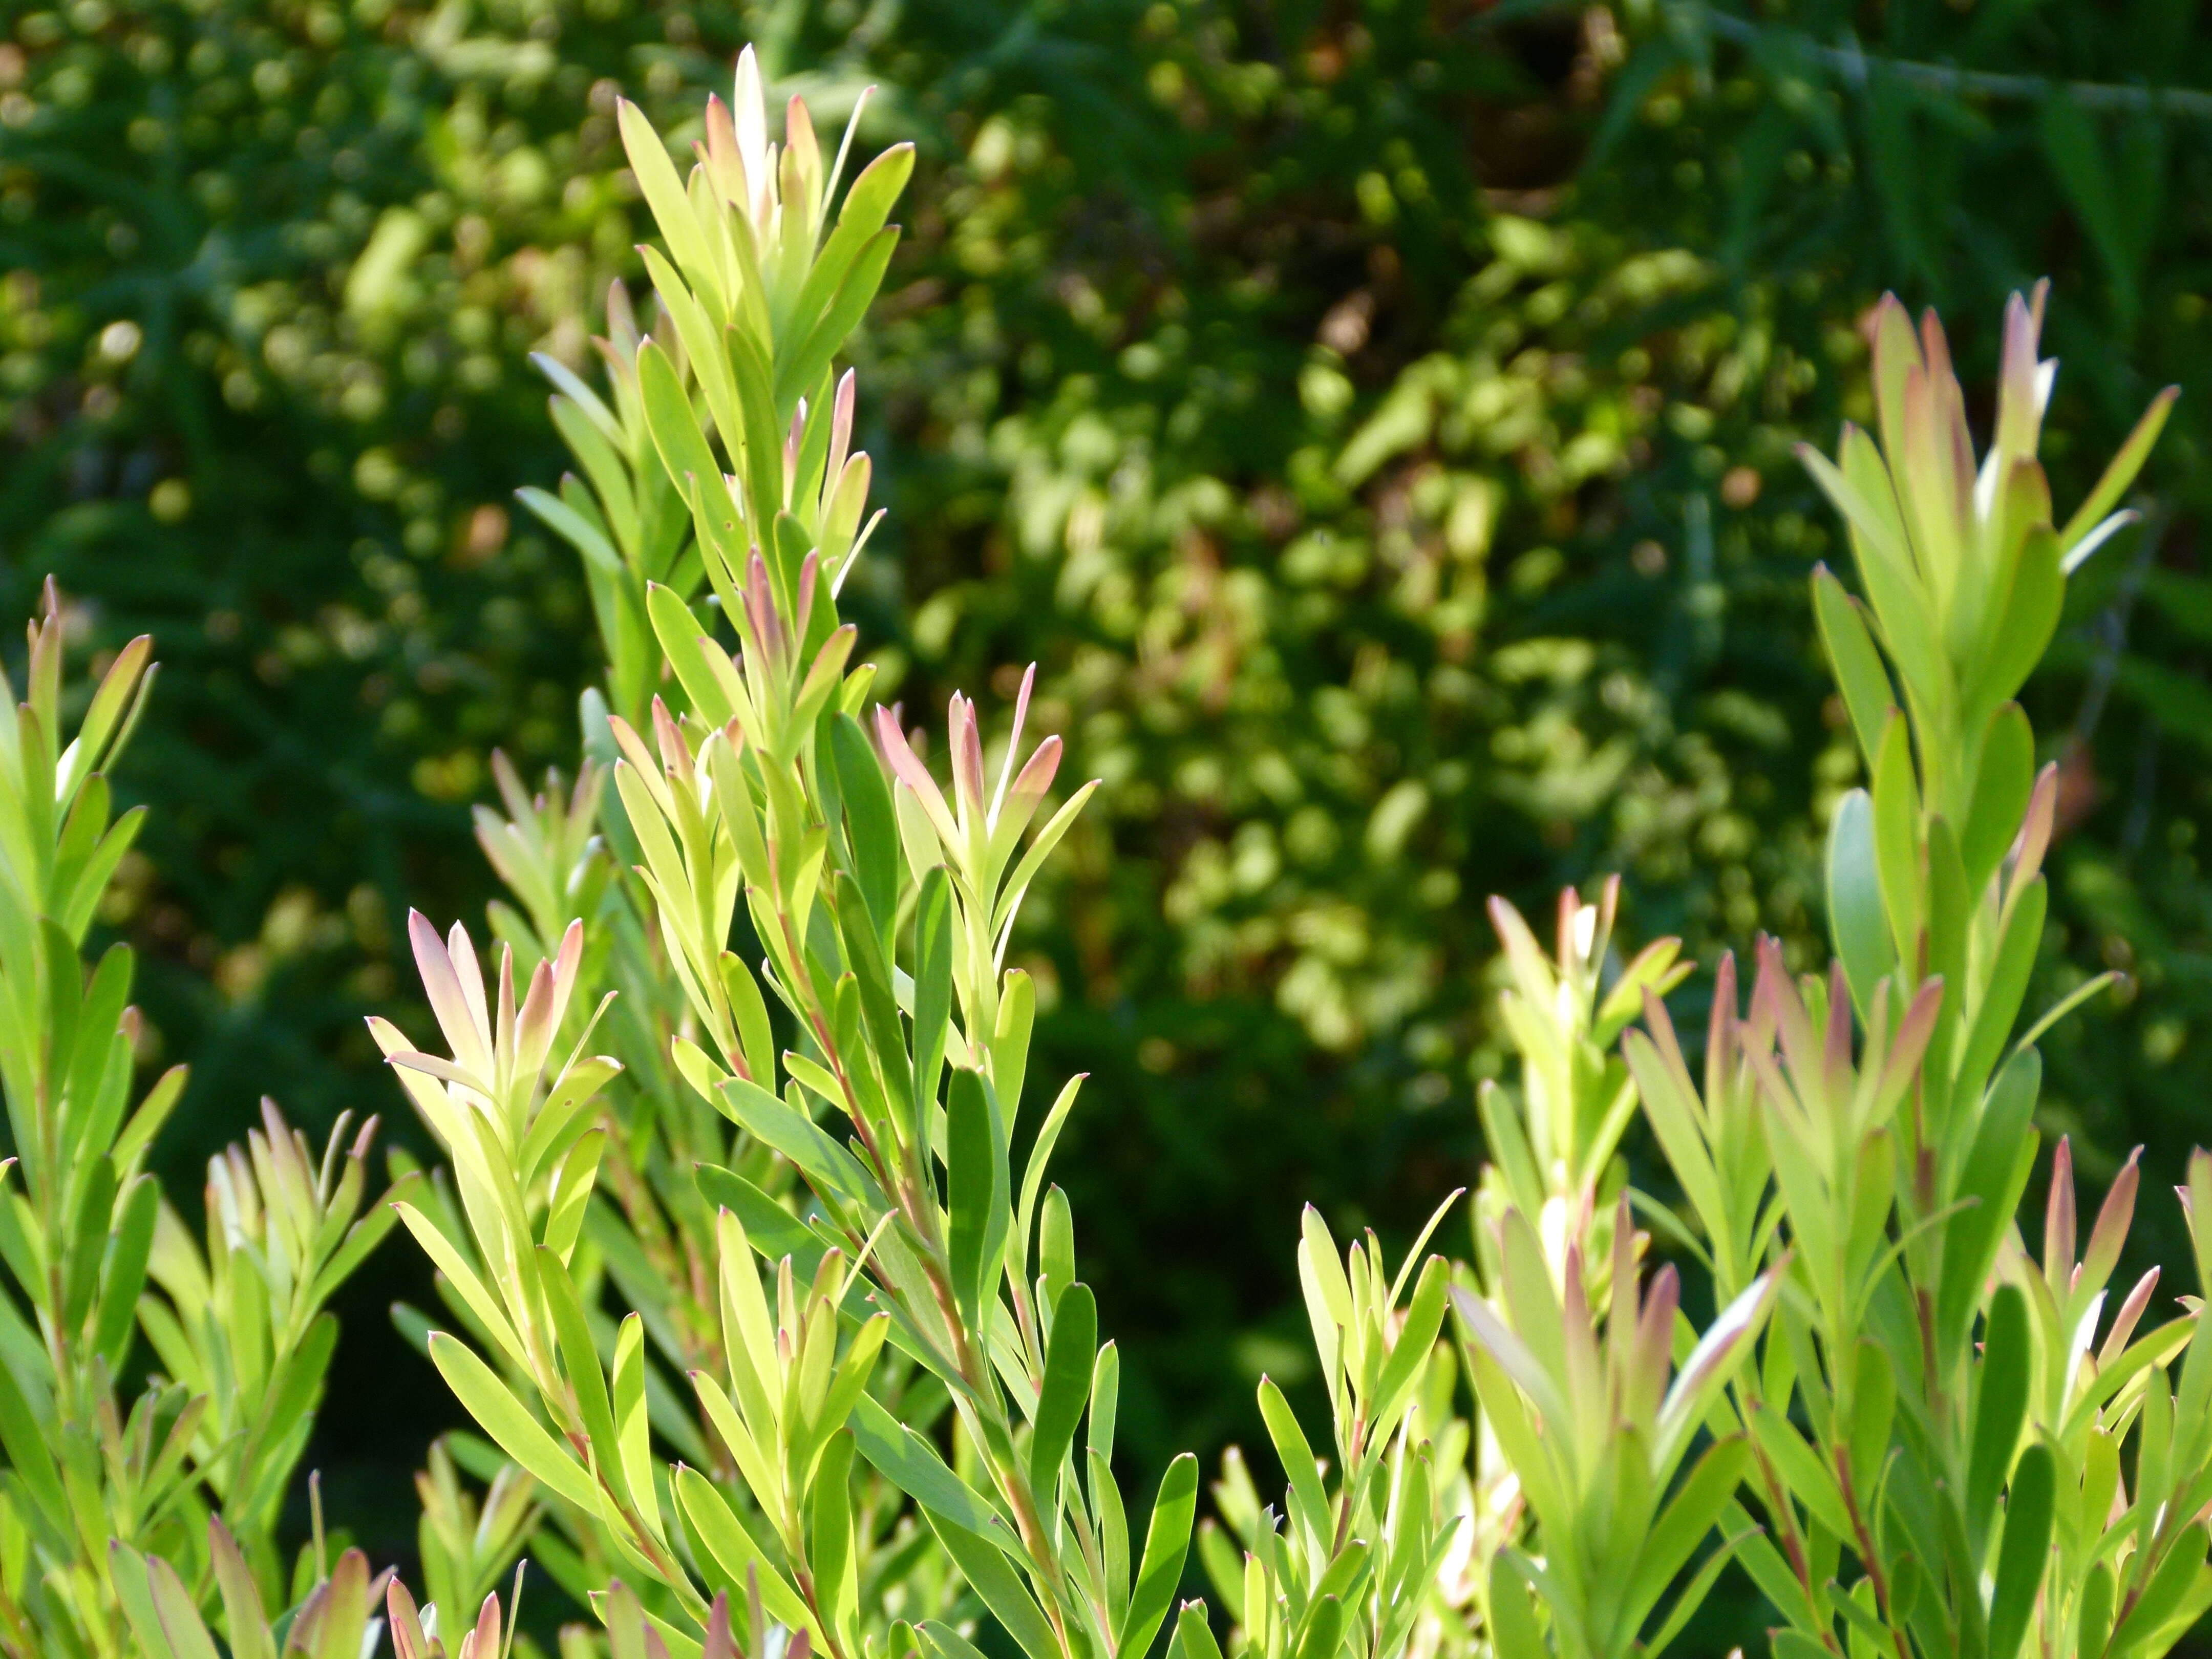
[1694,9,2212,119]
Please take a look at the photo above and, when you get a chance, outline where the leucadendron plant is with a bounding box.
[1185,883,1696,1659]
[382,51,1197,1659]
[1144,291,2191,1659]
[1192,879,1767,1659]
[0,586,406,1659]
[1190,1196,1461,1659]
[1604,288,2201,1659]
[109,1528,392,1659]
[1444,895,1783,1659]
[375,51,951,1650]
[385,44,2211,1659]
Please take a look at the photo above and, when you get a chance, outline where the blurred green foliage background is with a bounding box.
[6,0,2212,1632]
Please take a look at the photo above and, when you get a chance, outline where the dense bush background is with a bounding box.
[6,0,2212,1637]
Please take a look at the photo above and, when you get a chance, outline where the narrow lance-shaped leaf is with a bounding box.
[1029,1282,1096,1492]
[1122,1452,1200,1659]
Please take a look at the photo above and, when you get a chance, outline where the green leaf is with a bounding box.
[946,1067,1009,1329]
[1029,1282,1096,1492]
[1825,1582,1891,1652]
[1370,1254,1449,1440]
[1017,1077,1084,1292]
[1968,1285,2031,1555]
[641,244,747,469]
[538,1246,626,1508]
[1966,528,2063,718]
[810,1429,858,1637]
[610,1312,661,1544]
[1926,812,1971,1057]
[1488,1554,1546,1656]
[1955,874,2045,1099]
[2108,1522,2208,1655]
[110,1544,178,1659]
[645,584,735,726]
[830,713,900,949]
[518,484,623,576]
[912,868,953,1143]
[729,335,787,561]
[992,969,1035,1125]
[1961,703,2034,899]
[1166,1602,1225,1659]
[1476,1079,1546,1219]
[308,1170,412,1310]
[144,1550,222,1659]
[716,1076,882,1221]
[674,1464,822,1639]
[1095,1444,1132,1626]
[0,1335,66,1534]
[810,1315,889,1474]
[776,226,902,415]
[1291,1594,1342,1659]
[639,344,732,562]
[94,1172,158,1368]
[113,1063,184,1174]
[617,99,717,306]
[1799,436,1918,633]
[392,1202,528,1372]
[428,1331,599,1510]
[721,954,776,1092]
[544,1128,604,1266]
[920,1622,992,1659]
[2078,1560,2117,1657]
[1726,1506,1809,1629]
[536,349,622,445]
[1847,1341,1896,1497]
[924,1511,1061,1659]
[2060,387,2178,558]
[833,876,912,1139]
[1813,566,1895,765]
[785,144,915,360]
[1870,709,1923,969]
[1640,1528,1754,1658]
[1826,787,1893,1023]
[241,1311,337,1512]
[1121,1452,1199,1659]
[990,781,1100,940]
[209,1519,275,1659]
[848,1393,1017,1549]
[70,634,152,790]
[62,1152,116,1335]
[695,1162,825,1274]
[1986,1441,2055,1659]
[1938,1050,2043,1353]
[1624,1437,1749,1636]
[1747,1402,1852,1541]
[1258,1376,1330,1551]
[1090,1340,1121,1467]
[1039,1187,1075,1314]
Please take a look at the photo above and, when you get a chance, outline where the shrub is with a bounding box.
[0,587,401,1653]
[2,31,2205,1659]
[12,0,2209,1501]
[371,61,2205,1659]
